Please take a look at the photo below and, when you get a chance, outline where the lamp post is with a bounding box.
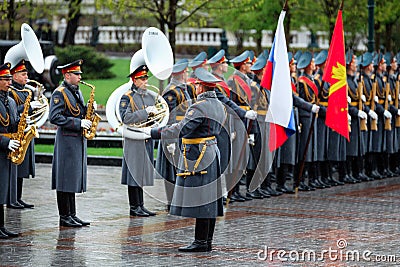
[367,0,375,52]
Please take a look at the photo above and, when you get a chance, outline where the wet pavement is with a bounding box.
[1,163,400,266]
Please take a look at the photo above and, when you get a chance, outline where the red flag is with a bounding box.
[322,9,349,141]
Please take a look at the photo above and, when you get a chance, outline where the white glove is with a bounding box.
[361,95,366,102]
[348,113,351,124]
[347,96,351,103]
[397,110,400,116]
[230,131,236,142]
[311,104,320,114]
[93,100,98,111]
[388,94,392,102]
[357,110,367,120]
[145,106,158,115]
[374,96,379,103]
[368,110,378,121]
[166,143,176,155]
[30,100,42,109]
[244,110,257,120]
[248,134,255,145]
[81,119,92,130]
[384,110,392,119]
[8,140,20,152]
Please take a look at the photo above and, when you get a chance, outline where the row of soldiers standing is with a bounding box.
[156,48,400,208]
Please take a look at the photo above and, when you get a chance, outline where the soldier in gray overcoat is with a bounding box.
[372,54,390,177]
[155,58,194,211]
[50,59,91,228]
[383,52,399,175]
[360,52,380,179]
[148,68,227,252]
[297,52,319,189]
[9,59,41,209]
[0,62,21,238]
[119,63,157,217]
[346,52,370,182]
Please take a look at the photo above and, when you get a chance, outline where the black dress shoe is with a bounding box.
[256,188,270,198]
[60,215,82,227]
[235,191,252,201]
[130,206,150,217]
[178,240,208,252]
[276,185,295,194]
[229,194,244,202]
[0,229,9,239]
[262,186,282,196]
[7,202,24,209]
[18,199,34,209]
[141,206,156,216]
[72,216,90,226]
[246,190,263,199]
[0,227,19,237]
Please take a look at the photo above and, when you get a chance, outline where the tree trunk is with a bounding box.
[7,0,16,39]
[385,23,393,51]
[62,0,82,46]
[168,0,177,59]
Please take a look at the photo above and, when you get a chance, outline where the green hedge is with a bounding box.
[55,46,116,79]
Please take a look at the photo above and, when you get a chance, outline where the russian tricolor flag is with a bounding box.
[261,10,296,152]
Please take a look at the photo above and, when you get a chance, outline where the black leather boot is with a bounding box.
[178,218,209,252]
[129,187,149,217]
[69,194,90,226]
[17,178,34,209]
[246,169,263,199]
[57,191,81,227]
[260,173,282,196]
[0,206,19,238]
[138,187,156,216]
[207,218,216,251]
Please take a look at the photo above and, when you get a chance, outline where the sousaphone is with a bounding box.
[5,23,49,128]
[106,27,173,140]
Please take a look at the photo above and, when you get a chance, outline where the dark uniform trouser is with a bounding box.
[56,191,76,216]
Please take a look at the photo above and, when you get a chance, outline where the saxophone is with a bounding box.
[3,88,39,165]
[80,81,101,140]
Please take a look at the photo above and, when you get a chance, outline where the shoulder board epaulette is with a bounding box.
[371,74,375,80]
[251,81,258,87]
[193,99,206,106]
[54,86,65,93]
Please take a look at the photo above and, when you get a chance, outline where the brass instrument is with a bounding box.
[24,79,49,128]
[357,81,368,131]
[395,77,400,127]
[370,80,378,131]
[2,88,38,165]
[80,81,101,140]
[130,85,168,128]
[384,81,392,131]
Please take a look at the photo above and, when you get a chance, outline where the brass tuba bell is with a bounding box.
[106,27,173,140]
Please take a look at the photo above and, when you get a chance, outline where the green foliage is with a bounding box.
[55,45,115,79]
[82,58,130,106]
[36,144,123,156]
